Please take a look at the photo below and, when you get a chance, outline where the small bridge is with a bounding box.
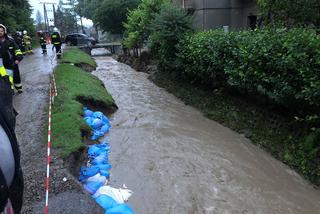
[79,43,122,56]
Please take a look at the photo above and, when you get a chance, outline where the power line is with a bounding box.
[39,1,57,31]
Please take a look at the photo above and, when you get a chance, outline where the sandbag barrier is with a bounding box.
[80,107,134,214]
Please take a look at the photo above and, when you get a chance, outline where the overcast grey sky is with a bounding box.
[29,0,58,17]
[28,0,93,26]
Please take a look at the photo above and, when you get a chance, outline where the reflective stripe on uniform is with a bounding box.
[15,49,23,56]
[0,66,14,88]
[14,83,22,88]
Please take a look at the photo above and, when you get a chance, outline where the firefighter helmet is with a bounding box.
[0,24,7,34]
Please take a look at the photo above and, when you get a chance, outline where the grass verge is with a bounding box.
[61,47,96,68]
[52,50,116,157]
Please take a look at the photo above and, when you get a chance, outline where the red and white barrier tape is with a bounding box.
[45,75,57,214]
[52,73,58,97]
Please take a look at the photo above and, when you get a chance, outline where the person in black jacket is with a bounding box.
[12,31,24,93]
[0,24,24,213]
[0,24,23,91]
[39,31,47,55]
[51,27,62,59]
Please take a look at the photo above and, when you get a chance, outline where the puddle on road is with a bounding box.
[92,56,320,214]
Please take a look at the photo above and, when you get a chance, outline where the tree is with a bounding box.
[123,0,170,49]
[257,0,320,27]
[94,0,139,34]
[0,0,34,35]
[149,3,193,70]
[75,0,102,21]
[35,10,46,31]
[36,10,43,25]
[54,2,78,35]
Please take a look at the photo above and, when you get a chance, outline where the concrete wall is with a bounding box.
[172,0,258,30]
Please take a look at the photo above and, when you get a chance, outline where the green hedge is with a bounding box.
[177,28,320,115]
[176,28,320,184]
[177,30,233,88]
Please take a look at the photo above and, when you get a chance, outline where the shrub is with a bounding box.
[176,28,320,115]
[123,0,170,49]
[225,28,320,112]
[148,3,193,70]
[177,30,234,87]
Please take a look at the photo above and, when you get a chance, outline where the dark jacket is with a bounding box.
[13,34,23,48]
[40,34,46,45]
[51,31,61,45]
[0,75,23,213]
[0,36,23,70]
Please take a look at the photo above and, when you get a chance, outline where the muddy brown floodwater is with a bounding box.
[92,55,320,214]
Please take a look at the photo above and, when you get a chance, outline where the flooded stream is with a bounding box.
[92,55,320,214]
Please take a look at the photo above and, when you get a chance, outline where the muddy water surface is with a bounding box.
[93,56,320,214]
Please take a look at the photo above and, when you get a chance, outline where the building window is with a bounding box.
[248,15,257,30]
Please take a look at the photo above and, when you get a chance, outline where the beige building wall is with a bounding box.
[173,0,258,30]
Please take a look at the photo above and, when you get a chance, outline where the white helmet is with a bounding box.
[0,24,7,34]
[53,27,58,32]
[23,30,27,35]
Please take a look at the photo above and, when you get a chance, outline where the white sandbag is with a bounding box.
[93,185,133,204]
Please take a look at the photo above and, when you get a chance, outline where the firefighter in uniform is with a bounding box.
[12,32,24,93]
[39,31,47,55]
[0,24,23,91]
[51,27,62,59]
[23,30,32,54]
[13,32,24,55]
[0,24,24,214]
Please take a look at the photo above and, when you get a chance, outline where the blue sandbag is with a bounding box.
[84,180,104,195]
[100,124,110,134]
[91,129,106,140]
[95,164,112,171]
[86,173,108,184]
[79,166,100,182]
[91,125,111,140]
[91,118,103,129]
[93,111,104,119]
[91,153,109,165]
[84,109,94,118]
[88,144,110,159]
[100,170,110,178]
[84,117,93,126]
[105,204,135,214]
[101,138,110,145]
[95,195,119,210]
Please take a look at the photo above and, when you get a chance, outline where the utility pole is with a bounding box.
[39,0,57,31]
[43,3,48,31]
[53,4,56,27]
